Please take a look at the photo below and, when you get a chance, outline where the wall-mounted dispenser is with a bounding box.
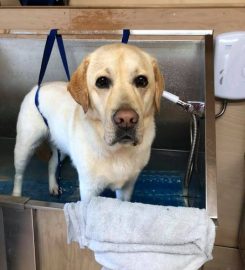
[215,32,245,100]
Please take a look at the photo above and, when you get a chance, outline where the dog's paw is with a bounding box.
[12,191,21,197]
[49,184,62,196]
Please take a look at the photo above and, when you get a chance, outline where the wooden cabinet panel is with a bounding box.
[204,246,243,270]
[215,102,245,247]
[35,209,101,270]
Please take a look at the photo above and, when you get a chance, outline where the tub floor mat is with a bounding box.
[0,170,204,207]
[0,138,205,208]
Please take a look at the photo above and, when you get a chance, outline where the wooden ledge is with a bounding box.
[0,7,245,35]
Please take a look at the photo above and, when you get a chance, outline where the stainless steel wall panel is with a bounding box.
[0,38,205,150]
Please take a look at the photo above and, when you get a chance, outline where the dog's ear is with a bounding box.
[67,58,90,113]
[152,60,164,113]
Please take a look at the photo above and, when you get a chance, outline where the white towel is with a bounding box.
[64,197,215,270]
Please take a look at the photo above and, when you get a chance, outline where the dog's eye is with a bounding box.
[96,76,111,89]
[134,75,148,88]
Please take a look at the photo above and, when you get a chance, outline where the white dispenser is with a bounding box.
[215,32,245,100]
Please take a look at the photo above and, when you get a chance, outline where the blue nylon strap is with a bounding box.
[35,29,70,195]
[38,29,57,86]
[35,29,57,128]
[35,29,70,127]
[121,29,130,44]
[56,34,70,81]
[56,149,62,196]
[35,86,49,127]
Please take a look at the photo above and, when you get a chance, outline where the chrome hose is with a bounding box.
[183,114,198,198]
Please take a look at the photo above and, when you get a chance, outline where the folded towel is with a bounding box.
[64,197,215,270]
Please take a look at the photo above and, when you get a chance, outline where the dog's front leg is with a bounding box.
[79,177,105,202]
[116,179,137,201]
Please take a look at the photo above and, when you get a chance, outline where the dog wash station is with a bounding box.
[0,30,217,269]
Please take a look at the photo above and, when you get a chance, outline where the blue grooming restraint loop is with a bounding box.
[35,29,70,126]
[35,29,70,194]
[121,29,130,44]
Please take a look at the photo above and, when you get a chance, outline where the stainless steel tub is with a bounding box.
[0,30,217,270]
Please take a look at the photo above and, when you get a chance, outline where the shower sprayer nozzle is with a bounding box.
[162,91,205,118]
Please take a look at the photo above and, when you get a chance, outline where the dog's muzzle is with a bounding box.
[112,108,139,145]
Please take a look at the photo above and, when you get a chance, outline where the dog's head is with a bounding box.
[68,44,164,146]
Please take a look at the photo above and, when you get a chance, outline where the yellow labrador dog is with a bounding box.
[12,43,164,201]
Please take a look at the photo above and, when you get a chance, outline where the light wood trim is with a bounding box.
[68,0,245,8]
[0,8,245,35]
[69,8,245,34]
[2,0,245,7]
[0,8,70,30]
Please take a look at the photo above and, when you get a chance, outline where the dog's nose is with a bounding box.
[113,109,139,129]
